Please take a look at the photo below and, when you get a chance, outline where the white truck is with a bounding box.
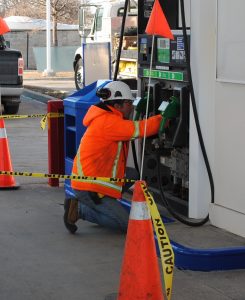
[73,0,138,90]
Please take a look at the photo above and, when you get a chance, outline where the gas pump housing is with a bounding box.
[137,0,191,216]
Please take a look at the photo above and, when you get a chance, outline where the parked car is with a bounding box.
[0,34,23,114]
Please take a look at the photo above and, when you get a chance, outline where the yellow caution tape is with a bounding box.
[141,183,174,300]
[0,112,63,120]
[0,113,64,131]
[40,113,64,130]
[40,115,48,130]
[0,170,135,183]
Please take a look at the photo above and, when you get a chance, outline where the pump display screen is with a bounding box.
[171,36,186,63]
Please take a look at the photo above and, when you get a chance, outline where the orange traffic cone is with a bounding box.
[0,118,19,189]
[118,180,164,300]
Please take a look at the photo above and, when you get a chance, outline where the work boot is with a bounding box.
[64,198,79,234]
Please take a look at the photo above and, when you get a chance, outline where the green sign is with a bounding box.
[143,69,184,81]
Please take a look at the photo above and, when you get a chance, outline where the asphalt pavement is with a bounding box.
[0,75,245,300]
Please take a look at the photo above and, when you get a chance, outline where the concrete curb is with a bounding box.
[23,88,57,104]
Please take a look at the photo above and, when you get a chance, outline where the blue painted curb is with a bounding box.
[65,187,245,271]
[170,240,245,271]
[23,88,55,103]
[119,199,245,271]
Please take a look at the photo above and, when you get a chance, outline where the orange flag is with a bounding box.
[145,0,174,40]
[0,18,10,35]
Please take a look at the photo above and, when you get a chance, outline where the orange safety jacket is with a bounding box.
[71,103,162,199]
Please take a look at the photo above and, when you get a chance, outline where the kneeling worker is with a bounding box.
[64,81,162,234]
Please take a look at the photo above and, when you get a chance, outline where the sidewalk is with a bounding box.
[4,74,245,300]
[23,70,76,101]
[23,70,74,80]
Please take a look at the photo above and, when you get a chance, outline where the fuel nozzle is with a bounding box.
[158,96,180,136]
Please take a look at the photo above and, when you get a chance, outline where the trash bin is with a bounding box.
[64,79,111,198]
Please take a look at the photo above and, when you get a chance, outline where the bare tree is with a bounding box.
[3,0,80,46]
[0,1,5,17]
[50,0,79,46]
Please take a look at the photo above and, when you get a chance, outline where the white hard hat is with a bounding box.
[96,81,135,102]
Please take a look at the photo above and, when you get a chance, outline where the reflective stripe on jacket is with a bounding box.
[71,104,162,198]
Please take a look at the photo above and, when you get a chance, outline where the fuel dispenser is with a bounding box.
[137,0,192,219]
[129,0,245,272]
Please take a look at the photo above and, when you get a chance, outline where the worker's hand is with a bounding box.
[159,96,180,135]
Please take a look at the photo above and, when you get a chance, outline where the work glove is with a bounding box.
[159,96,180,135]
[134,95,153,120]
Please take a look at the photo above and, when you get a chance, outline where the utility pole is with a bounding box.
[43,0,55,76]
